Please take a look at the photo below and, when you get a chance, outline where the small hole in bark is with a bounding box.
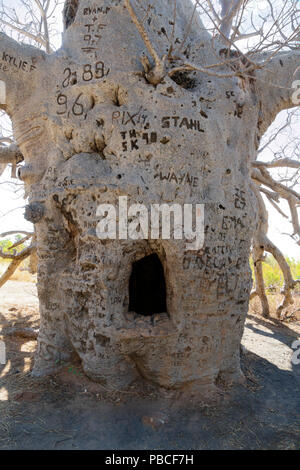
[170,71,196,89]
[129,254,167,316]
[96,119,104,127]
[160,27,167,37]
[70,76,77,86]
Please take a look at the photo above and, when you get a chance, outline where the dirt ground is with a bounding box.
[0,281,299,450]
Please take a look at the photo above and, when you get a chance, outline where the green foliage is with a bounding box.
[0,236,26,255]
[251,255,300,291]
[262,257,283,289]
[0,237,32,274]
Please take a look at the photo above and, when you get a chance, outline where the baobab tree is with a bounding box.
[0,0,63,286]
[0,0,299,391]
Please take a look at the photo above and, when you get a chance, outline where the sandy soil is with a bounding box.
[0,281,38,306]
[0,281,299,450]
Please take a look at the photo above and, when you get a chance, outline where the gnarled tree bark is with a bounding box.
[0,0,299,393]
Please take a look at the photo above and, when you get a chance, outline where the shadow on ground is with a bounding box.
[1,351,300,450]
[0,290,299,450]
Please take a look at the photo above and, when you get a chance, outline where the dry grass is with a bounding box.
[0,261,36,283]
[249,292,300,323]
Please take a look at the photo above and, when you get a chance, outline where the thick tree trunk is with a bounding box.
[0,0,298,392]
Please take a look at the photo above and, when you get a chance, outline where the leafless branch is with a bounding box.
[125,0,166,85]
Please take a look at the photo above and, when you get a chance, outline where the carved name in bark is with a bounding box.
[0,0,299,391]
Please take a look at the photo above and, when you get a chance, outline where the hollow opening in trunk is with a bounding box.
[129,254,167,316]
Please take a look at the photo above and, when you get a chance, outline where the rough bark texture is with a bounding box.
[0,0,298,392]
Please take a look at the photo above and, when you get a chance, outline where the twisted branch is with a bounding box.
[0,231,36,288]
[0,243,36,288]
[251,174,300,319]
[0,143,23,177]
[124,0,166,85]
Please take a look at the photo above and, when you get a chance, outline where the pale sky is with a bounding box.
[0,0,299,259]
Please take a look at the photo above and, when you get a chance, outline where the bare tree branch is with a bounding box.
[0,142,23,176]
[251,181,300,319]
[253,158,300,169]
[219,0,244,39]
[0,17,49,49]
[0,243,35,288]
[125,0,166,85]
[0,257,23,287]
